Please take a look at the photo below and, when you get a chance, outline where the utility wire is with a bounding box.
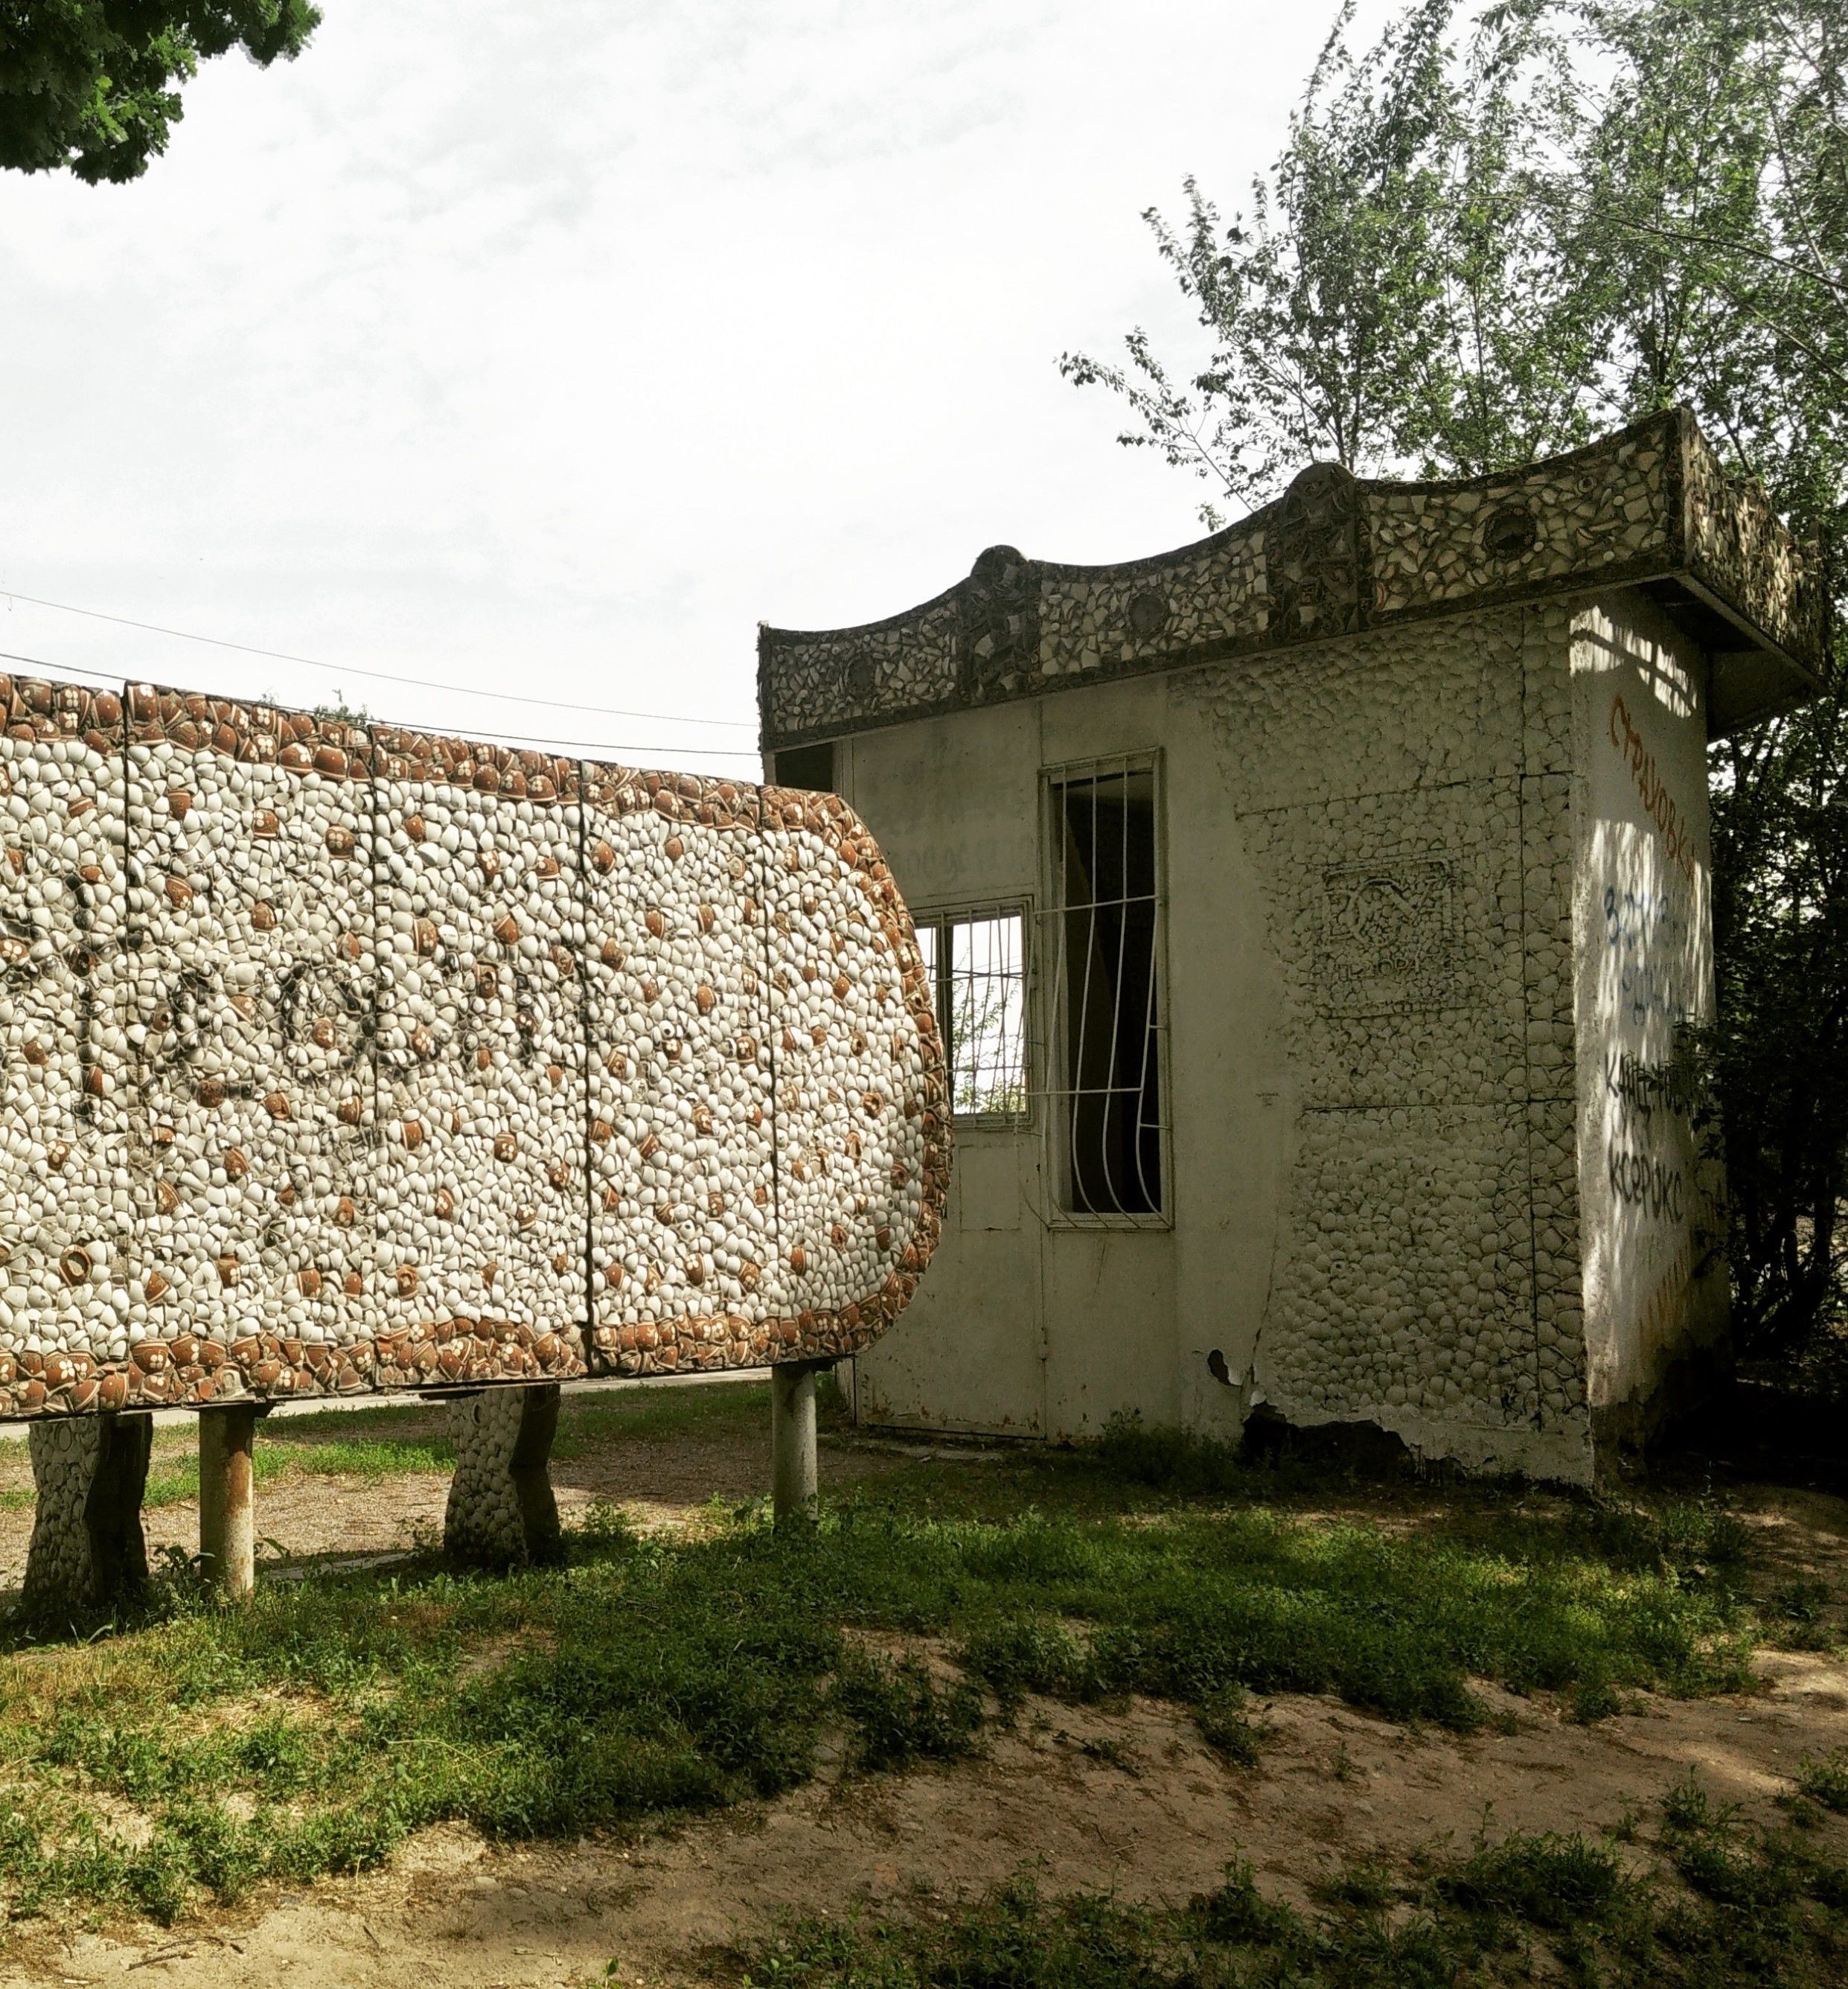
[0,648,764,764]
[426,721,760,762]
[0,648,121,687]
[0,587,759,731]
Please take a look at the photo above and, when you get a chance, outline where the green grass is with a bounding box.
[729,1790,1848,1988]
[0,1411,1801,1933]
[1765,1580,1840,1652]
[831,1648,985,1772]
[1795,1750,1848,1815]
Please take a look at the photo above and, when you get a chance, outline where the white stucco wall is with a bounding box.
[1570,596,1727,1417]
[835,675,1225,1443]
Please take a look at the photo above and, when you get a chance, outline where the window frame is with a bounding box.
[910,899,1034,1130]
[1037,750,1173,1230]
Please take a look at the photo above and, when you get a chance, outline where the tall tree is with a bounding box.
[1058,0,1599,526]
[1066,0,1848,1355]
[0,1,320,184]
[1567,0,1848,1353]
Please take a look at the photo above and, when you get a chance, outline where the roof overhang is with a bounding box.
[758,409,1832,752]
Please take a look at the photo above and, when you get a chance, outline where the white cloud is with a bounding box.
[0,0,1381,772]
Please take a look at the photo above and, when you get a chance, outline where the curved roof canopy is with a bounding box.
[759,409,1830,750]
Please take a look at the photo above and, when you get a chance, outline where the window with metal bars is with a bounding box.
[1042,755,1168,1222]
[913,907,1029,1121]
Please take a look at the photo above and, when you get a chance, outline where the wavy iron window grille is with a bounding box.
[1040,754,1169,1225]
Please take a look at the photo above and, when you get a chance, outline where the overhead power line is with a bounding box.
[0,648,122,688]
[0,587,759,731]
[447,724,761,762]
[0,648,764,764]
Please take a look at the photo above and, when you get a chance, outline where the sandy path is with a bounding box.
[4,1651,1847,1988]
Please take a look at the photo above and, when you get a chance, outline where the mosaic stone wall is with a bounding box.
[760,409,1829,750]
[1681,421,1820,666]
[0,679,948,1420]
[1174,601,1592,1475]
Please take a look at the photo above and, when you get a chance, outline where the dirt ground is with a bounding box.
[0,1419,902,1585]
[1,1435,1847,1986]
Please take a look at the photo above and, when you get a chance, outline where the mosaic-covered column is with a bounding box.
[22,1411,153,1615]
[444,1383,562,1568]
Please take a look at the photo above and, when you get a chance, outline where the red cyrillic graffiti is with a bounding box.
[1608,695,1697,884]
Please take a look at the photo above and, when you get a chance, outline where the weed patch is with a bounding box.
[0,1423,1782,1932]
[731,1795,1848,1989]
[1650,1772,1848,1980]
[831,1650,983,1772]
[1432,1828,1622,1929]
[1192,1683,1266,1766]
[1796,1749,1848,1814]
[1768,1580,1841,1651]
[956,1616,1106,1714]
[1310,1858,1395,1912]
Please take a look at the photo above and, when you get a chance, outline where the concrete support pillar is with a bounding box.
[22,1411,153,1617]
[197,1404,260,1598]
[771,1361,826,1526]
[445,1384,562,1568]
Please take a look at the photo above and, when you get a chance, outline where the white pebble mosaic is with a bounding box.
[0,680,949,1418]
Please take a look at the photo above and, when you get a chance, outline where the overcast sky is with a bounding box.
[0,1,1382,776]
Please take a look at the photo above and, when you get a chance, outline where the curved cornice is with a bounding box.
[759,409,1830,748]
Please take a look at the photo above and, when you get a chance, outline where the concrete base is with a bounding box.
[22,1413,153,1615]
[1256,1402,1596,1487]
[445,1384,562,1568]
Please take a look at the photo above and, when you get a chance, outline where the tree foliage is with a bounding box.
[1709,699,1848,1350]
[1059,0,1604,523]
[0,1,320,183]
[1066,0,1848,1354]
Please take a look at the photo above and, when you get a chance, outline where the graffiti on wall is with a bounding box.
[1602,1046,1694,1221]
[1596,692,1706,1228]
[1602,885,1693,1028]
[1579,651,1719,1396]
[1608,694,1697,885]
[0,676,950,1421]
[1605,1143,1685,1222]
[1602,1048,1696,1126]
